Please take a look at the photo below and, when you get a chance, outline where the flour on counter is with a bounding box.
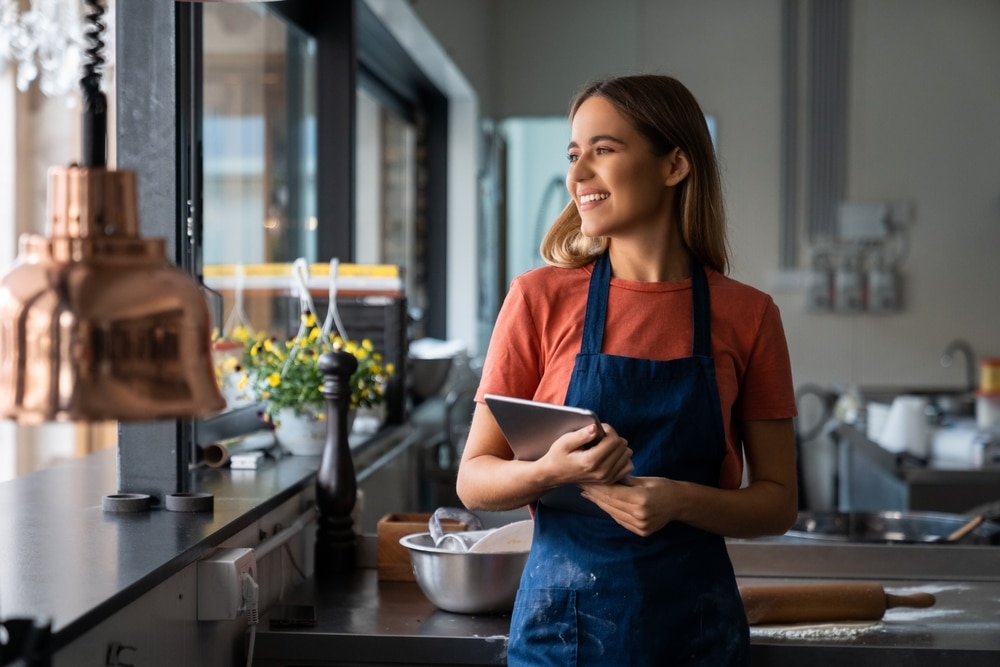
[750,620,877,639]
[881,583,969,622]
[885,583,970,595]
[883,607,963,622]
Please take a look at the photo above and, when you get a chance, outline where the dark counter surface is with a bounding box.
[253,541,1000,667]
[5,420,999,665]
[0,424,409,653]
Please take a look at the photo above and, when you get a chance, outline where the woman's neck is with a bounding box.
[607,232,690,283]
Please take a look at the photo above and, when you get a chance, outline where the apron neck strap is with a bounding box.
[690,256,711,357]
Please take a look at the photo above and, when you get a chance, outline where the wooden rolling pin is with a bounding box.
[740,583,935,625]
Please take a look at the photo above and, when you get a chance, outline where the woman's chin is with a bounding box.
[579,222,608,239]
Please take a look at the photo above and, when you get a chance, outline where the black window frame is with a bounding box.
[115,0,450,498]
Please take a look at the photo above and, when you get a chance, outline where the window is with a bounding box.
[200,2,318,337]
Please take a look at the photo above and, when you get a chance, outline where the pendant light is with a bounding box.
[0,0,225,424]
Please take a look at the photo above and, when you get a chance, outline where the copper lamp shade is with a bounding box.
[0,165,226,423]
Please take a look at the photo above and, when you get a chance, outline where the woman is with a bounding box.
[456,74,798,666]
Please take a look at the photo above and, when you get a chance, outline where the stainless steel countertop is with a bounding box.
[252,539,1000,666]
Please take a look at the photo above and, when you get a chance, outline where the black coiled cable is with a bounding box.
[80,0,107,168]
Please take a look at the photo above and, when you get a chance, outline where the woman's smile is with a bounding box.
[578,191,610,208]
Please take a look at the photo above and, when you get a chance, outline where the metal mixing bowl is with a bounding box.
[400,532,529,614]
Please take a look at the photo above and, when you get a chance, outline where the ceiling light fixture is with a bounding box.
[0,0,225,423]
[0,0,114,100]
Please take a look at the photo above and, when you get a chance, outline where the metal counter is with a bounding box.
[253,539,1000,666]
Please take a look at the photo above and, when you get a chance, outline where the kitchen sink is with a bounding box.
[786,510,1000,545]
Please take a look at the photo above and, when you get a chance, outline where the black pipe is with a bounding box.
[80,0,108,168]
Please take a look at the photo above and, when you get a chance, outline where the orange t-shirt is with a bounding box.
[475,262,797,489]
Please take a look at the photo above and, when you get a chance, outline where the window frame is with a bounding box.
[114,0,450,497]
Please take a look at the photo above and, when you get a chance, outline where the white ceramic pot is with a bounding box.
[273,405,355,456]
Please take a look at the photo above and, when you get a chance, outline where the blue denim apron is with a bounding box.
[507,252,749,666]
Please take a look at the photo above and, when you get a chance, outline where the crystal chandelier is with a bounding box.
[0,0,114,100]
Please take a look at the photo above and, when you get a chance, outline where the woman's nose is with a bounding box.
[568,155,591,181]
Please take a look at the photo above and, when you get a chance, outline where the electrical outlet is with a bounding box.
[197,547,257,620]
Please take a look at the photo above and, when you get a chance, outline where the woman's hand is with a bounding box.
[580,419,800,539]
[457,403,633,512]
[537,422,634,487]
[580,476,676,536]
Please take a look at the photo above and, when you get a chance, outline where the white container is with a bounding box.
[976,392,1000,431]
[878,395,930,458]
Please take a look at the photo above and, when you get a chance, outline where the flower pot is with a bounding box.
[273,405,355,456]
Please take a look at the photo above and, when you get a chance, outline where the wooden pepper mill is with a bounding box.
[315,348,359,575]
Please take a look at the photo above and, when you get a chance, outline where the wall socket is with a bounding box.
[197,547,257,620]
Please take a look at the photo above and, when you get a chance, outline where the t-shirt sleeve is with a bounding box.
[474,277,545,403]
[735,298,797,421]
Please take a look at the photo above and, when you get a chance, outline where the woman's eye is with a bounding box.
[595,146,612,155]
[567,153,579,163]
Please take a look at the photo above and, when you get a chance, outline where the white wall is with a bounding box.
[0,67,15,480]
[363,0,481,353]
[411,0,1000,394]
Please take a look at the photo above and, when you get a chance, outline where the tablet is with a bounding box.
[484,394,607,517]
[484,394,604,461]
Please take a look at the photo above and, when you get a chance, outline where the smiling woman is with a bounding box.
[458,73,798,667]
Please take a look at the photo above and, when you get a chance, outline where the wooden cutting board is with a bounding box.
[740,582,935,625]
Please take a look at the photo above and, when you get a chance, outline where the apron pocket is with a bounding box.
[507,587,578,667]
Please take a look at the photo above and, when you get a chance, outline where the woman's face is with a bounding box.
[566,96,677,240]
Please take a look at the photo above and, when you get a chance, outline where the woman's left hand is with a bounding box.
[579,476,676,537]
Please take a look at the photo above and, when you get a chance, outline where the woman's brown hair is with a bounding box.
[540,74,729,274]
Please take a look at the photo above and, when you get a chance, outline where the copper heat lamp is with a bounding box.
[0,0,224,424]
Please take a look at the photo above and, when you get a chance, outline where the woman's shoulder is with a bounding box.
[706,270,780,320]
[510,262,592,294]
[707,270,774,300]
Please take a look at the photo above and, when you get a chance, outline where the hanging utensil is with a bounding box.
[936,514,984,543]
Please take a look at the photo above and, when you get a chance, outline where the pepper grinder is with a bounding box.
[315,348,359,575]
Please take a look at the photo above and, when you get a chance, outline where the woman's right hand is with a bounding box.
[457,403,633,511]
[539,423,633,487]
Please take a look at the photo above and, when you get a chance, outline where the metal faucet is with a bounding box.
[940,339,977,393]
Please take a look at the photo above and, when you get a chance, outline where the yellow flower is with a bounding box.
[243,324,394,419]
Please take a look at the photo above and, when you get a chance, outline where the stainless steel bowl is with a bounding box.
[400,532,528,614]
[409,356,454,400]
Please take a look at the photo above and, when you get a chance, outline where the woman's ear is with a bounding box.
[663,148,691,187]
